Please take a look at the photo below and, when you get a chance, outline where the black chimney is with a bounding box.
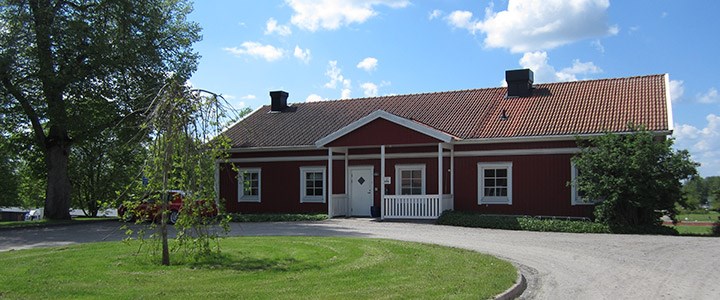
[505,69,534,98]
[269,90,289,112]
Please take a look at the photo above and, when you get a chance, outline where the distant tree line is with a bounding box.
[682,176,720,211]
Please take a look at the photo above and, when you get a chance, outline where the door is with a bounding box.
[350,167,374,216]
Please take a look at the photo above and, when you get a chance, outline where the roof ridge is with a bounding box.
[289,74,666,106]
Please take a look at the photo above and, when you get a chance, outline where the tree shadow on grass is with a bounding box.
[187,252,321,272]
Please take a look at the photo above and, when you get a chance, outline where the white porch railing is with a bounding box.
[382,194,453,219]
[330,194,348,217]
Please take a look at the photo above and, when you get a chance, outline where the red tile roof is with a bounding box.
[224,74,670,148]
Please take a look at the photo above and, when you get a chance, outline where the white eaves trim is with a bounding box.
[664,73,674,132]
[314,110,454,147]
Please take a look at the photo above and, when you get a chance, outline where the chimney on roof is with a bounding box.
[269,90,289,112]
[505,69,534,98]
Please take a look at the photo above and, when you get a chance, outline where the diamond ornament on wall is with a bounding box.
[358,177,365,185]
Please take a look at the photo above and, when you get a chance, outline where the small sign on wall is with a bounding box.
[383,176,391,184]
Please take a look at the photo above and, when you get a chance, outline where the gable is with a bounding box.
[325,118,445,147]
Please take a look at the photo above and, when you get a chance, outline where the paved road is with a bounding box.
[1,219,718,299]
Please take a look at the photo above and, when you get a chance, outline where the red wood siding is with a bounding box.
[326,118,442,147]
[453,154,593,218]
[220,160,345,214]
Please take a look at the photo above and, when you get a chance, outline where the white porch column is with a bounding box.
[380,145,385,220]
[438,143,443,196]
[450,146,455,196]
[328,148,333,218]
[344,149,349,216]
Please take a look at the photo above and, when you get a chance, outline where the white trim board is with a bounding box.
[221,147,581,163]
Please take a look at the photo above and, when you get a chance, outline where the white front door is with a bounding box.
[350,167,374,216]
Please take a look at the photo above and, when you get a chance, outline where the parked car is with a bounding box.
[118,190,217,224]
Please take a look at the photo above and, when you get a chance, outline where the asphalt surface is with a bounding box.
[1,219,718,299]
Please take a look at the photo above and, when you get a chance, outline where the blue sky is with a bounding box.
[188,0,719,177]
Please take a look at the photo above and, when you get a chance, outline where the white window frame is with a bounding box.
[395,164,426,195]
[570,163,594,205]
[237,168,261,202]
[478,162,512,205]
[300,166,326,203]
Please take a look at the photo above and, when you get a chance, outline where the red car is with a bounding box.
[118,190,218,224]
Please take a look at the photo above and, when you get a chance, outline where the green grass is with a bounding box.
[676,211,719,222]
[0,217,118,229]
[664,225,714,236]
[0,237,517,299]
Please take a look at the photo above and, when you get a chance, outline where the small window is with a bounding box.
[238,168,261,202]
[395,164,426,195]
[300,167,326,203]
[478,162,512,204]
[571,163,594,205]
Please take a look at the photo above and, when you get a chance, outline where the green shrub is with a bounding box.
[228,213,328,222]
[436,211,679,235]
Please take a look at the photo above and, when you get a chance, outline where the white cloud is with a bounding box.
[223,42,285,62]
[361,82,378,97]
[287,0,410,31]
[429,9,443,20]
[264,18,292,36]
[673,114,720,177]
[519,51,601,83]
[447,0,618,53]
[293,46,311,63]
[240,94,257,100]
[697,87,719,104]
[591,39,605,53]
[305,94,325,102]
[356,57,378,72]
[668,80,684,103]
[324,60,352,98]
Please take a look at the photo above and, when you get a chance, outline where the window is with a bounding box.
[571,163,594,205]
[300,167,326,203]
[478,162,512,204]
[238,168,261,202]
[395,164,426,195]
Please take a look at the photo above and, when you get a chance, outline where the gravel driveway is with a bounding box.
[1,219,718,299]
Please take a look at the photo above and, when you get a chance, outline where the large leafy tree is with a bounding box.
[0,0,200,219]
[573,127,698,226]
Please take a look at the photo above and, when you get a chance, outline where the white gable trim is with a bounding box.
[664,73,674,132]
[315,110,454,147]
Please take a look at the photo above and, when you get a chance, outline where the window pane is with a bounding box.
[314,188,323,196]
[484,188,495,196]
[498,188,507,196]
[411,170,421,178]
[484,178,495,187]
[411,187,422,195]
[484,169,494,177]
[401,178,411,188]
[497,178,507,187]
[401,188,411,195]
[314,180,323,188]
[411,178,421,187]
[496,169,507,177]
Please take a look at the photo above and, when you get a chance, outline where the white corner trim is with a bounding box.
[314,110,454,147]
[664,73,674,132]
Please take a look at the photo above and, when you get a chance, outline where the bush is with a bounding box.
[229,213,328,222]
[436,211,679,235]
[712,217,720,237]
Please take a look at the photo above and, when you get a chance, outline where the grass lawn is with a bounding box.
[665,225,713,236]
[676,211,719,222]
[0,237,516,299]
[0,217,117,229]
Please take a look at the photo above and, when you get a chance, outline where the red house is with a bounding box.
[216,69,673,220]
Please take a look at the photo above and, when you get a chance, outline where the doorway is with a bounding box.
[349,166,374,216]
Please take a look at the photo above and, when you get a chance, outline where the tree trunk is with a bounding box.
[44,138,72,220]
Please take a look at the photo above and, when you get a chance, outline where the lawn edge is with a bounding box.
[0,218,119,231]
[494,269,527,300]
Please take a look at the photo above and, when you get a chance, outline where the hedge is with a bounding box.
[436,211,679,235]
[228,213,328,222]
